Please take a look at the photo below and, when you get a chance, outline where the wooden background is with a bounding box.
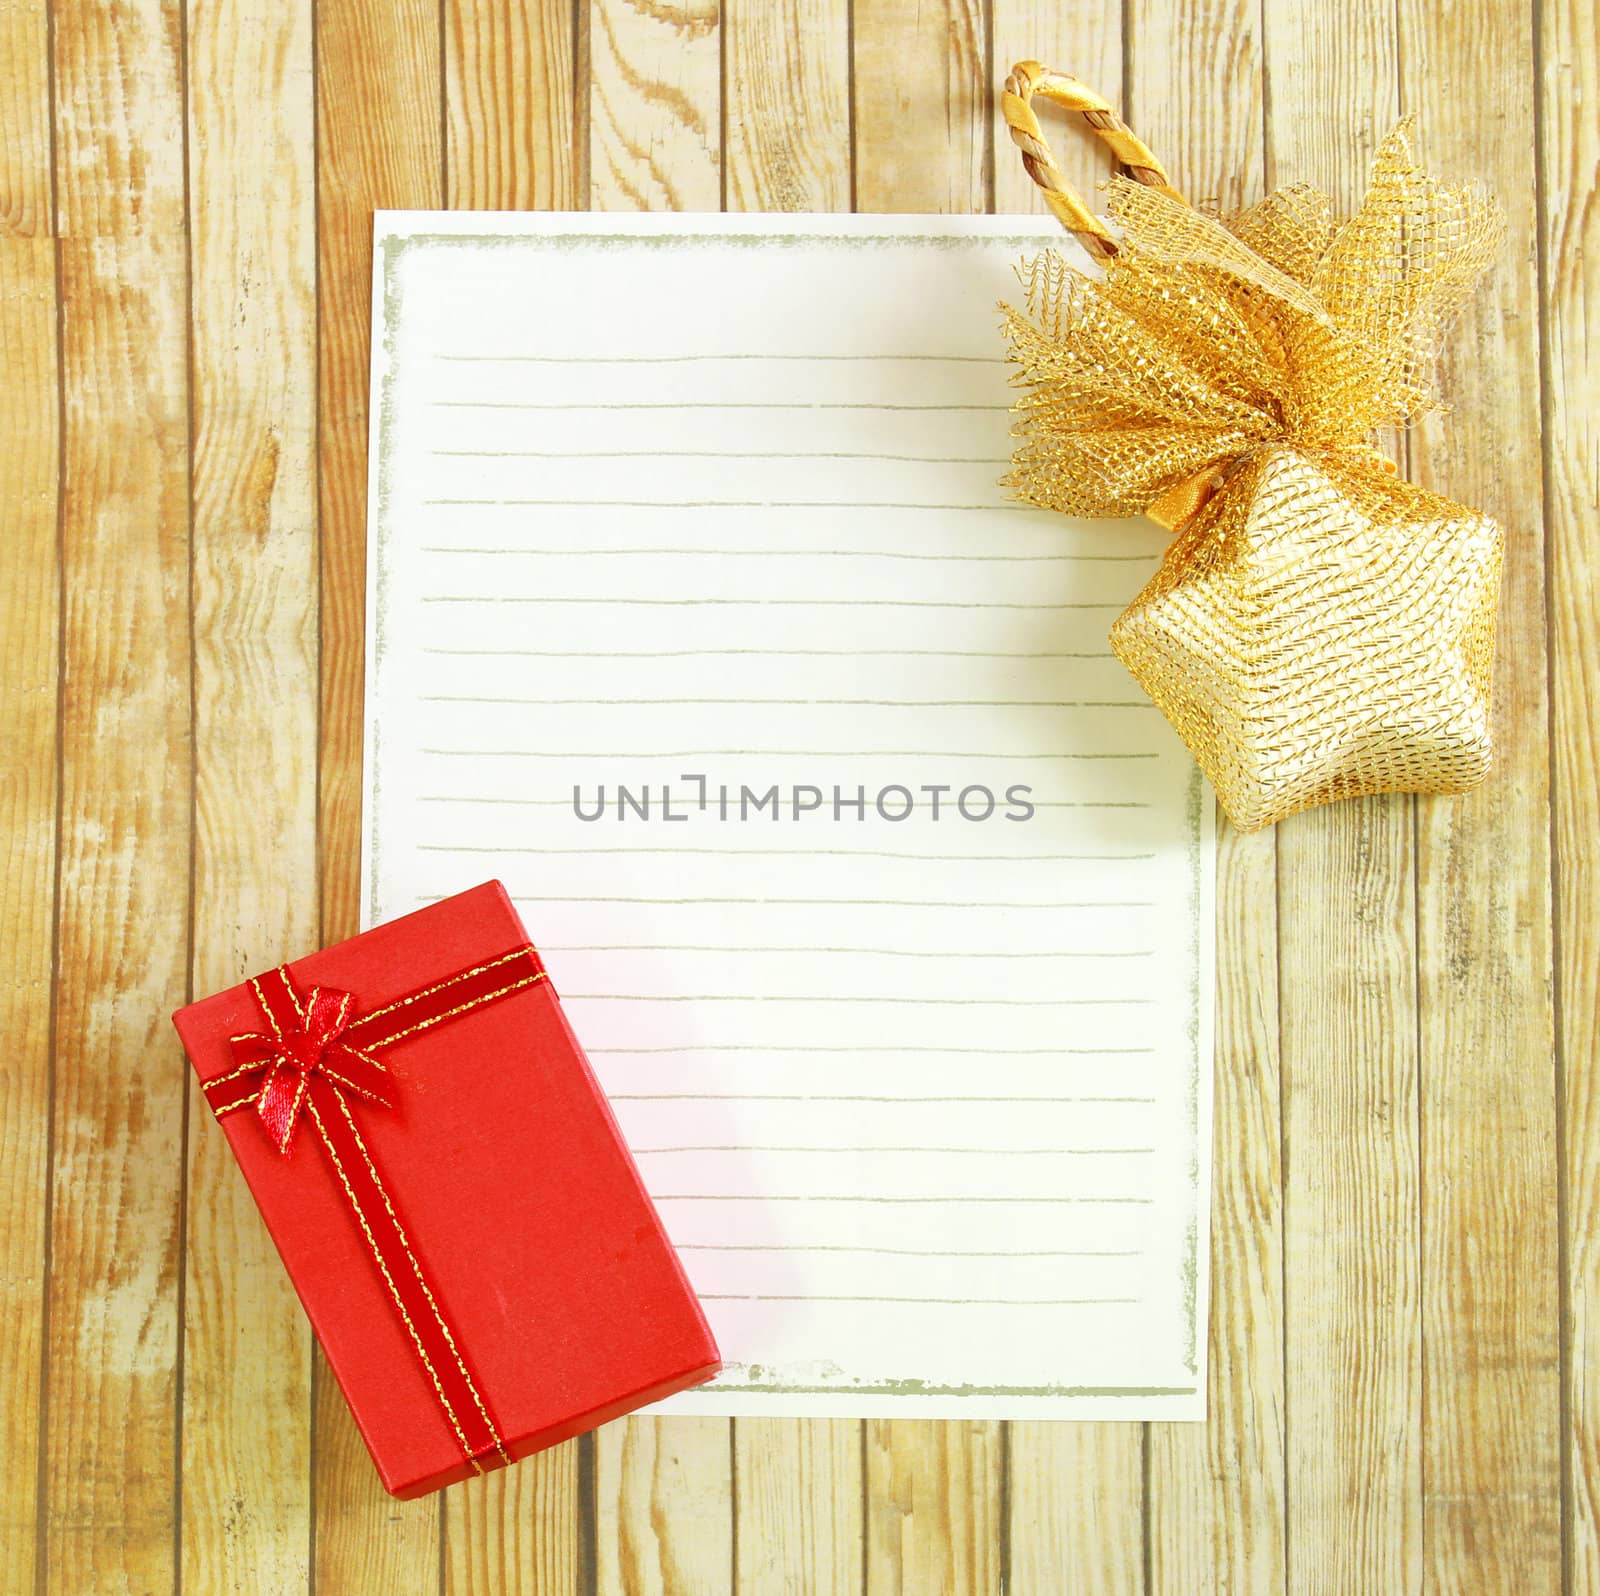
[1,0,1593,1588]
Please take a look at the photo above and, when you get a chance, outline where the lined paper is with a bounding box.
[362,213,1214,1420]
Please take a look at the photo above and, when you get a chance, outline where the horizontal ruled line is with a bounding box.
[588,1044,1152,1055]
[429,451,1013,465]
[419,795,1153,811]
[422,694,1152,709]
[425,500,1042,514]
[591,1045,1153,1055]
[608,1094,1159,1103]
[433,351,1010,364]
[564,993,1151,1006]
[545,945,1154,959]
[634,1145,1155,1156]
[675,1243,1139,1257]
[700,1294,1140,1306]
[423,748,1157,760]
[430,400,1013,412]
[418,845,1154,862]
[416,894,1155,909]
[424,647,1114,660]
[423,543,1147,563]
[422,595,1116,608]
[654,1194,1153,1204]
[681,1381,1198,1398]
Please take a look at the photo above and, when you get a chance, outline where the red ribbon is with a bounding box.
[200,945,550,1473]
[223,983,392,1152]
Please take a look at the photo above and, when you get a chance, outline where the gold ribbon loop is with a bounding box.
[1000,62,1181,261]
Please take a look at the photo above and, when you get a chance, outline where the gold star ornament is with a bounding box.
[999,66,1506,830]
[1109,448,1501,830]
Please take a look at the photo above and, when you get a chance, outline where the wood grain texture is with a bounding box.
[596,1417,733,1595]
[1257,9,1427,1595]
[864,1419,1002,1595]
[50,0,185,239]
[0,231,57,1596]
[852,0,988,215]
[1542,0,1600,1585]
[1007,1424,1143,1595]
[724,0,850,213]
[1401,0,1562,1588]
[588,0,719,211]
[733,1420,861,1596]
[49,225,191,1596]
[313,1,447,1590]
[181,0,319,1590]
[45,3,190,1590]
[1126,0,1260,215]
[446,0,576,209]
[446,1455,586,1596]
[0,0,50,233]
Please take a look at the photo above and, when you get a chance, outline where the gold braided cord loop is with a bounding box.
[999,61,1180,259]
[998,63,1508,829]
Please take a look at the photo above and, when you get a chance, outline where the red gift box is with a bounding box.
[171,880,720,1498]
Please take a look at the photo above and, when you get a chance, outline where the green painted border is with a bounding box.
[678,1377,1199,1399]
[367,225,1210,1402]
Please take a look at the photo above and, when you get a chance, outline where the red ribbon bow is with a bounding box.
[198,946,549,1475]
[228,983,395,1153]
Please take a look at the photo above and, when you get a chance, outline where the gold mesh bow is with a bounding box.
[999,63,1506,830]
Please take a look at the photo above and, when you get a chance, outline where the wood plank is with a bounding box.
[447,1457,586,1596]
[1128,11,1283,1590]
[596,1417,733,1595]
[317,0,443,948]
[440,5,588,1589]
[850,7,1005,1588]
[45,3,190,1587]
[0,231,58,1596]
[1125,0,1261,216]
[180,0,319,1589]
[1255,9,1428,1595]
[1008,1425,1143,1595]
[718,5,860,1589]
[51,0,186,239]
[0,0,50,234]
[314,0,444,1579]
[445,0,576,208]
[587,0,719,211]
[49,226,191,1596]
[0,33,56,1596]
[733,1420,860,1595]
[852,0,987,215]
[986,10,1151,1586]
[863,1420,1002,1594]
[724,0,850,213]
[1541,0,1600,1584]
[1398,0,1562,1589]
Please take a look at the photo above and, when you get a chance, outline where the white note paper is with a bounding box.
[362,212,1214,1420]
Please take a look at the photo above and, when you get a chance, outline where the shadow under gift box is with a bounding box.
[172,879,720,1498]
